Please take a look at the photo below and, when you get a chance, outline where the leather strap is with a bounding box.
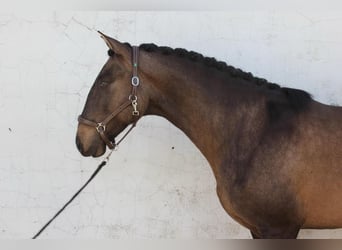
[78,116,98,127]
[98,129,115,149]
[132,46,139,78]
[101,100,132,125]
[131,46,140,88]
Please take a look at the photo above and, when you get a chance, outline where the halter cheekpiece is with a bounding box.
[78,46,141,149]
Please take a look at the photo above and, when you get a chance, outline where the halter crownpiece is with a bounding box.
[131,45,140,87]
[78,45,141,150]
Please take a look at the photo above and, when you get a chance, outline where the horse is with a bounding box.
[76,32,342,239]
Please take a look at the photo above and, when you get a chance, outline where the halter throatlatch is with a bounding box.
[78,46,141,150]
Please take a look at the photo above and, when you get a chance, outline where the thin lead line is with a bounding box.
[32,122,137,239]
[32,157,110,239]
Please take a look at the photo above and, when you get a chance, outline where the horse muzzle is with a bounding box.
[75,130,108,158]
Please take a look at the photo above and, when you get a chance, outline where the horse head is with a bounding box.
[76,32,150,157]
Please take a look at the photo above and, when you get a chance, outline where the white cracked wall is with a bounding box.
[0,11,341,239]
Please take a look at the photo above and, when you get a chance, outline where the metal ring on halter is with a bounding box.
[131,76,140,86]
[96,123,106,133]
[129,94,138,101]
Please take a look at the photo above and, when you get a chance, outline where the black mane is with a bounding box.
[108,43,312,112]
[139,43,274,86]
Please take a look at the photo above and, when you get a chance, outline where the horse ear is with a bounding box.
[98,31,130,58]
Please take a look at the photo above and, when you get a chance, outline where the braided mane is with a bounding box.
[108,43,312,112]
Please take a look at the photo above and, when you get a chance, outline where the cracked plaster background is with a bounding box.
[0,11,341,238]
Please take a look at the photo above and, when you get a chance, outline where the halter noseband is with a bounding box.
[78,46,140,150]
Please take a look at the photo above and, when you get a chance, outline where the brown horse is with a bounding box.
[76,32,342,239]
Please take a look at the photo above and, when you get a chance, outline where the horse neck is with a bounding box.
[142,53,264,172]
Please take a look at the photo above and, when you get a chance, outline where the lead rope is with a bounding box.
[32,121,138,239]
[31,122,136,239]
[32,147,114,239]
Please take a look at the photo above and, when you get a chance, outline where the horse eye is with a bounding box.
[99,81,108,87]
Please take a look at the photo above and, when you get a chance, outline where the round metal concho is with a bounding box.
[131,76,140,87]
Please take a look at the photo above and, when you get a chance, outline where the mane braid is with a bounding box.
[139,43,312,112]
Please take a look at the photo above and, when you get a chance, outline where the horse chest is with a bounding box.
[215,184,257,231]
